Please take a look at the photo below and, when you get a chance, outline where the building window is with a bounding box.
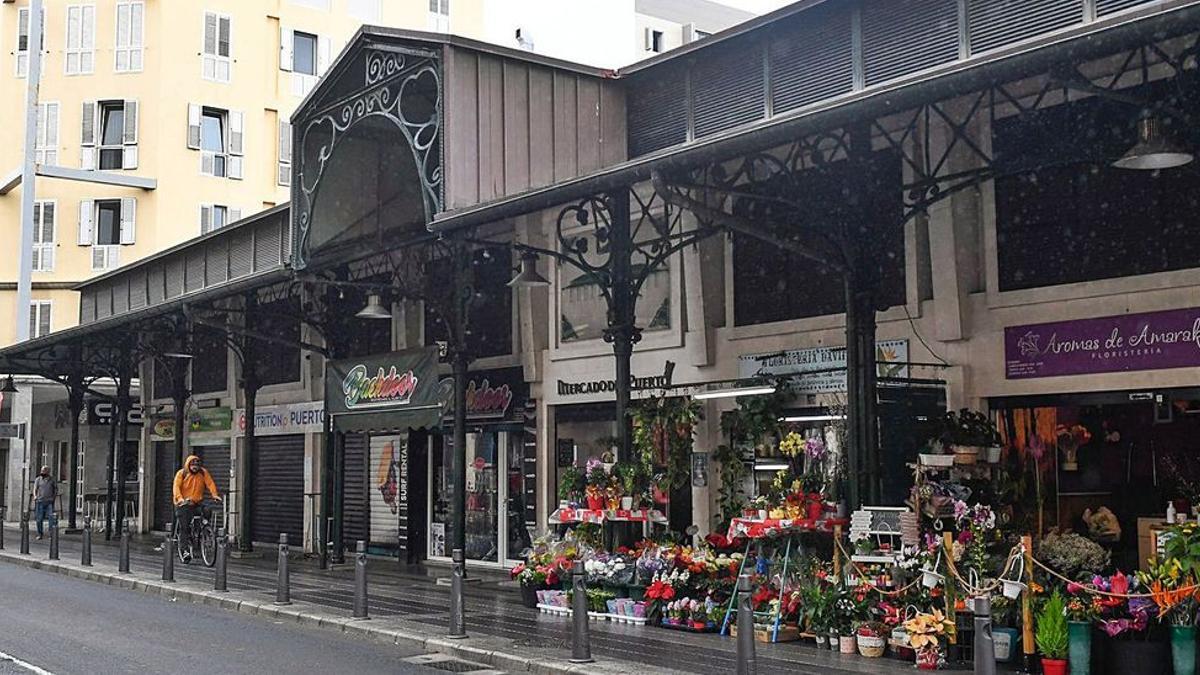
[32,201,55,272]
[16,7,43,78]
[200,204,240,234]
[189,105,243,180]
[114,2,144,73]
[64,5,96,75]
[645,29,664,53]
[277,120,292,186]
[81,100,137,170]
[292,31,317,76]
[28,301,52,339]
[36,102,59,165]
[428,0,450,32]
[202,12,231,83]
[78,198,135,270]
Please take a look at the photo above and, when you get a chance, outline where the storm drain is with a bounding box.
[401,653,505,674]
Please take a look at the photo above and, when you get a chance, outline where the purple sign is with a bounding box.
[1005,308,1200,379]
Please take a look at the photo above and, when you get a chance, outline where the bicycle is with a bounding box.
[172,499,220,567]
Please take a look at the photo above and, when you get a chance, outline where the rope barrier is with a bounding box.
[833,539,923,597]
[1029,556,1200,599]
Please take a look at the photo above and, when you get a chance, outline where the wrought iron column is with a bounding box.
[449,246,472,559]
[239,293,260,553]
[66,371,83,531]
[114,354,133,535]
[603,190,640,463]
[104,389,117,540]
[332,428,345,564]
[171,361,188,475]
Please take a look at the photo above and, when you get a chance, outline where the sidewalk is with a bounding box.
[0,526,926,675]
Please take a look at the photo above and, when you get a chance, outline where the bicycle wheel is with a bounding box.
[174,518,190,564]
[199,524,217,567]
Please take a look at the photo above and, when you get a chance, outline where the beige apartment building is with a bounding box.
[0,0,489,346]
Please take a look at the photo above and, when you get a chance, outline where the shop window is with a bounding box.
[559,230,673,344]
[191,325,228,394]
[993,85,1200,291]
[423,248,512,358]
[254,298,301,387]
[732,149,905,326]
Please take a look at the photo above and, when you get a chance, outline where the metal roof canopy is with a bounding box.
[430,1,1198,234]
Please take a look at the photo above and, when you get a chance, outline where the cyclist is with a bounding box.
[172,455,221,562]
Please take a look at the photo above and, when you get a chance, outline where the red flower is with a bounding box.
[510,563,526,579]
[1110,571,1129,596]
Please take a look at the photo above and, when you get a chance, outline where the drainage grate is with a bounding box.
[401,654,503,674]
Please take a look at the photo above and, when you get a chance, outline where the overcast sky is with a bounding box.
[716,0,796,14]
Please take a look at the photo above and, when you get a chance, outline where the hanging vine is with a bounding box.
[631,394,703,492]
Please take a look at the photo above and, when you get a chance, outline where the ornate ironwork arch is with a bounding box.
[293,46,443,270]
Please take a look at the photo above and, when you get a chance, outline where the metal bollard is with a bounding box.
[48,521,59,560]
[318,517,329,571]
[118,524,130,573]
[736,574,757,675]
[447,548,466,638]
[0,506,6,549]
[19,515,30,555]
[974,595,997,675]
[162,524,175,582]
[569,559,593,663]
[353,540,369,619]
[275,533,291,605]
[81,516,92,566]
[214,528,227,592]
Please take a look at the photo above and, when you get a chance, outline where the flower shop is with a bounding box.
[513,380,1200,674]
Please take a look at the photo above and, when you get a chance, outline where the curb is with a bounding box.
[0,551,661,675]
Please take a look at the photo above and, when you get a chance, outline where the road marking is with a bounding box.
[0,651,55,675]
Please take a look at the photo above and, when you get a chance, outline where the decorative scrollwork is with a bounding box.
[294,48,442,270]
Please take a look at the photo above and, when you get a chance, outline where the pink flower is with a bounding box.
[1101,619,1130,637]
[1066,582,1084,595]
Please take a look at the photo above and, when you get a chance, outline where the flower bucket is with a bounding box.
[986,446,1002,463]
[1067,621,1090,675]
[1001,579,1027,599]
[858,635,885,657]
[919,453,954,468]
[952,445,979,465]
[1041,658,1067,675]
[922,568,944,589]
[1172,624,1196,675]
[757,509,768,520]
[633,602,646,618]
[839,635,856,654]
[620,496,633,511]
[815,634,826,647]
[519,583,539,608]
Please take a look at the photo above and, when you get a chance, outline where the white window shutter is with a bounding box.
[218,16,231,58]
[119,198,136,244]
[280,25,294,71]
[277,120,292,163]
[229,207,241,223]
[200,204,212,234]
[228,110,244,180]
[187,103,201,149]
[39,303,51,337]
[317,35,332,75]
[78,200,94,245]
[122,100,139,169]
[81,101,96,170]
[203,13,217,56]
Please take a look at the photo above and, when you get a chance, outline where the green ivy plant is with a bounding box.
[632,394,702,492]
[711,443,748,530]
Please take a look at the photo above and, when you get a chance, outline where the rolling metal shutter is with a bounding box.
[692,43,764,139]
[192,444,231,496]
[342,432,368,548]
[153,442,174,531]
[626,68,688,157]
[968,0,1083,55]
[250,435,304,545]
[862,0,960,86]
[768,4,854,115]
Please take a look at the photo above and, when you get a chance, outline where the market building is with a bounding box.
[0,0,1195,593]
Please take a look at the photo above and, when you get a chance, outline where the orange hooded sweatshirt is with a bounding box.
[173,455,220,506]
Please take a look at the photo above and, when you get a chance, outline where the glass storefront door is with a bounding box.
[429,429,532,566]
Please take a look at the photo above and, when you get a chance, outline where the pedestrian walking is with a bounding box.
[31,466,58,540]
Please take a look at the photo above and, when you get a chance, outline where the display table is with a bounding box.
[725,516,848,540]
[549,507,668,525]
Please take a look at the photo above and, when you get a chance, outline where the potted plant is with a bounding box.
[1064,589,1099,675]
[1144,555,1200,675]
[557,465,584,508]
[857,621,887,657]
[904,609,953,670]
[690,599,708,631]
[1037,590,1069,675]
[584,457,609,510]
[613,461,639,511]
[1056,424,1092,472]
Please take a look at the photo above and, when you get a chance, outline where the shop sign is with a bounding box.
[326,348,440,415]
[189,407,232,433]
[234,401,325,437]
[85,399,145,426]
[737,340,909,393]
[437,367,526,422]
[150,416,176,441]
[556,372,674,397]
[1005,308,1200,379]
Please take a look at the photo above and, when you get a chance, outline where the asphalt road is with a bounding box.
[0,565,498,675]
